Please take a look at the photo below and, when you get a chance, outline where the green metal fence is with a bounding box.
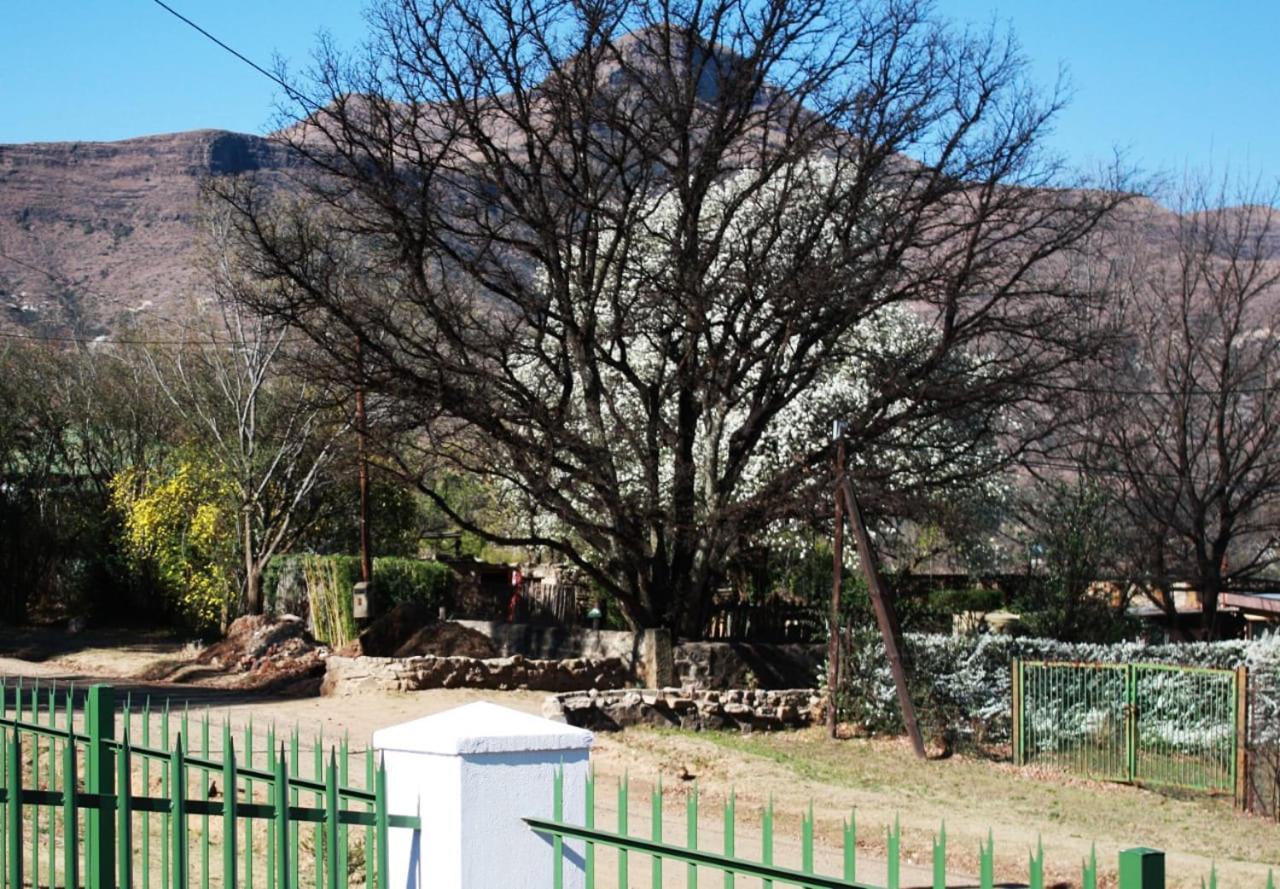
[528,770,1274,889]
[1012,659,1246,800]
[0,679,420,888]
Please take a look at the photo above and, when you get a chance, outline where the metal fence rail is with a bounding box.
[528,770,1272,889]
[1012,659,1246,801]
[0,679,420,889]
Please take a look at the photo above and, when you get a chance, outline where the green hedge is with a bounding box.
[264,554,455,644]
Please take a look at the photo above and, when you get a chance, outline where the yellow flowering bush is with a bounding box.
[110,459,237,630]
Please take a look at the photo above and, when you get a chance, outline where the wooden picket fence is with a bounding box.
[0,679,420,888]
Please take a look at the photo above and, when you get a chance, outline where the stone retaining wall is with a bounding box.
[455,620,646,666]
[321,654,631,695]
[543,687,821,732]
[675,642,824,689]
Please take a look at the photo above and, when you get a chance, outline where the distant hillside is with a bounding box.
[0,129,295,338]
[0,125,1275,340]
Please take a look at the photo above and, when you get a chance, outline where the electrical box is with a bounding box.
[352,581,371,620]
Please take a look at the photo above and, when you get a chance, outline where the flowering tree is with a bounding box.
[215,0,1127,631]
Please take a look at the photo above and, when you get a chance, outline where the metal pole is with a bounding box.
[356,337,373,586]
[828,434,845,739]
[838,473,927,759]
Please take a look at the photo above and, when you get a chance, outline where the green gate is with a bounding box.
[1012,660,1247,800]
[0,679,420,888]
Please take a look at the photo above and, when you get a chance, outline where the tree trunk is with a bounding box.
[244,512,263,615]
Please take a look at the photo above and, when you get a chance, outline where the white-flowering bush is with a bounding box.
[833,631,1280,748]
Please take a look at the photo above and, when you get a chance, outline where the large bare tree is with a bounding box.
[213,0,1127,631]
[1087,179,1280,636]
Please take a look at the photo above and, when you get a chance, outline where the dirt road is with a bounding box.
[0,646,1274,887]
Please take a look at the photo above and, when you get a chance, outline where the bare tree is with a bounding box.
[213,0,1127,631]
[1088,177,1280,636]
[148,240,350,614]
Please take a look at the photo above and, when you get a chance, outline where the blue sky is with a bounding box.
[2,1,1277,183]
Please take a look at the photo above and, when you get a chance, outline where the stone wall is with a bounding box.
[455,623,825,691]
[674,642,825,689]
[322,654,631,696]
[455,621,645,669]
[544,687,821,732]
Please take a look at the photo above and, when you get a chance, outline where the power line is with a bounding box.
[147,0,321,109]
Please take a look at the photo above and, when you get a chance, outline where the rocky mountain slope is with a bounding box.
[0,129,295,337]
[1,125,1275,339]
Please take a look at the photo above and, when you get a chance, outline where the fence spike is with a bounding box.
[7,729,21,889]
[223,726,237,889]
[618,773,630,889]
[274,743,291,889]
[585,764,596,888]
[651,775,663,889]
[64,737,78,889]
[723,788,735,889]
[119,727,135,889]
[887,814,901,889]
[325,750,340,889]
[374,754,389,889]
[686,783,698,889]
[1082,844,1098,889]
[980,828,994,889]
[844,808,857,884]
[1029,835,1044,889]
[143,696,152,889]
[933,822,946,889]
[171,731,189,889]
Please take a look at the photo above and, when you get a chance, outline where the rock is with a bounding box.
[547,687,818,732]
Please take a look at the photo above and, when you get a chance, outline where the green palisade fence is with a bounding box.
[0,680,419,888]
[1012,659,1247,801]
[529,768,1275,889]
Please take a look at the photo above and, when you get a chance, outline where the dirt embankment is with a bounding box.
[136,614,328,694]
[336,602,498,658]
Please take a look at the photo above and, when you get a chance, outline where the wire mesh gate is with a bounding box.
[1012,660,1247,802]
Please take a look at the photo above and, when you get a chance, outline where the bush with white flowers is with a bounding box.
[831,630,1280,749]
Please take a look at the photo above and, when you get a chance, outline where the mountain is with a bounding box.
[0,129,296,338]
[1,124,1275,340]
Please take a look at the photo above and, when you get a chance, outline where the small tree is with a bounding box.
[146,215,350,615]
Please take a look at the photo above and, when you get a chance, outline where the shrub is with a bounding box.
[110,460,237,631]
[263,554,456,643]
[830,630,1280,747]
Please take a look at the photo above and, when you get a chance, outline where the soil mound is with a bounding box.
[392,621,498,658]
[340,602,498,658]
[194,614,328,693]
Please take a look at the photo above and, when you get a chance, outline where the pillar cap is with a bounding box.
[372,701,594,756]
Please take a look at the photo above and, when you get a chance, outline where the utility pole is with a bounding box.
[828,422,846,739]
[355,337,372,586]
[838,470,927,759]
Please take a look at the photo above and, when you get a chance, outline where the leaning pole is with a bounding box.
[836,463,927,759]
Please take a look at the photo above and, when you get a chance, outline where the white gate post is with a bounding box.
[373,701,594,889]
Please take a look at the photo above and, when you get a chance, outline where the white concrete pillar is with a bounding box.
[373,701,594,889]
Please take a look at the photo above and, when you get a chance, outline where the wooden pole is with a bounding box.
[356,337,373,586]
[828,436,845,739]
[838,472,927,759]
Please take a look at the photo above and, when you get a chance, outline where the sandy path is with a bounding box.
[1,654,1274,887]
